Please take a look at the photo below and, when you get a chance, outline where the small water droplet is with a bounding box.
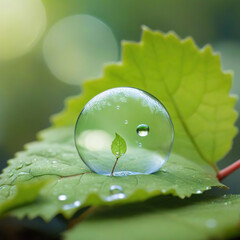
[116,151,120,157]
[116,105,120,110]
[161,169,167,173]
[110,185,123,194]
[124,120,128,124]
[58,195,67,201]
[106,185,125,201]
[205,219,217,228]
[25,160,32,166]
[195,190,202,194]
[52,160,57,164]
[205,186,210,190]
[138,143,142,148]
[16,163,23,170]
[224,202,228,205]
[18,172,29,176]
[162,189,166,193]
[137,124,149,137]
[62,200,81,210]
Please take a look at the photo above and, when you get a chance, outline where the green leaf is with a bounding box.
[0,127,223,221]
[111,133,127,158]
[0,27,235,220]
[0,180,49,216]
[54,26,237,168]
[64,195,240,240]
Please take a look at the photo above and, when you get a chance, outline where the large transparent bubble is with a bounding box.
[75,87,174,176]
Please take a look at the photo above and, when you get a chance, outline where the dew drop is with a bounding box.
[195,190,202,194]
[16,163,23,170]
[25,160,32,166]
[136,124,149,137]
[106,185,125,201]
[109,185,123,194]
[205,219,217,228]
[62,200,81,210]
[75,87,174,176]
[58,195,67,201]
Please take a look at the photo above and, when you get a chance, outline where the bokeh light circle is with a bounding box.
[43,14,119,85]
[0,0,46,60]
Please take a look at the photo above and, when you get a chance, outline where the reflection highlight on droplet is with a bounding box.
[0,0,46,60]
[43,14,118,85]
[77,130,112,152]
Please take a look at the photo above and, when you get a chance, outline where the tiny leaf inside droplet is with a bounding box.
[111,133,127,158]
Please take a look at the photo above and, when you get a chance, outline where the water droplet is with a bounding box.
[136,124,149,137]
[106,185,125,201]
[109,185,123,194]
[18,172,29,176]
[195,190,202,194]
[75,87,174,176]
[224,202,228,205]
[124,120,128,124]
[16,163,23,170]
[162,189,166,193]
[25,160,32,166]
[62,200,81,210]
[58,195,67,201]
[205,219,217,228]
[205,186,210,190]
[52,160,57,164]
[116,105,120,110]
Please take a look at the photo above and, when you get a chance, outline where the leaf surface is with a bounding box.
[0,28,236,220]
[0,127,222,221]
[65,195,240,240]
[54,27,237,168]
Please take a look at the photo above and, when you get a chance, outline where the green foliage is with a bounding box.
[0,127,222,221]
[64,195,240,240]
[111,133,127,158]
[54,27,237,169]
[0,180,48,216]
[0,28,237,239]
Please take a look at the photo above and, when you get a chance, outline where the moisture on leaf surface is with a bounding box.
[0,27,237,221]
[64,194,240,240]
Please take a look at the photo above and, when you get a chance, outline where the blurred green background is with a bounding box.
[0,0,239,194]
